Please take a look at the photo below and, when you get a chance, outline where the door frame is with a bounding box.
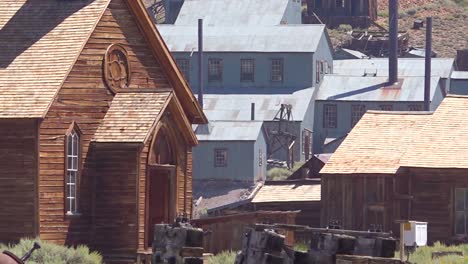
[145,164,177,248]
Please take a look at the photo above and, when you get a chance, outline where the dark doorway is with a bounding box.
[146,165,176,247]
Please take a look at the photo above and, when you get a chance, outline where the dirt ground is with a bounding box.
[329,0,468,58]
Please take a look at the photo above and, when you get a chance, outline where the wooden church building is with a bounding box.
[0,0,206,261]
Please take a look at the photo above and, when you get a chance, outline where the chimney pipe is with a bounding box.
[424,17,432,111]
[197,19,204,108]
[251,103,255,121]
[388,0,399,85]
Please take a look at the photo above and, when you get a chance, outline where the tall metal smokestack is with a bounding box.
[251,103,255,121]
[424,17,432,111]
[198,19,204,108]
[388,0,399,84]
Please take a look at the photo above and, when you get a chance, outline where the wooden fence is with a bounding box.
[190,211,299,254]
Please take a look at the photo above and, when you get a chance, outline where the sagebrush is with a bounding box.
[206,251,236,264]
[397,242,468,264]
[0,238,103,264]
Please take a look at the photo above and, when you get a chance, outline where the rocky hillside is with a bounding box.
[329,0,468,58]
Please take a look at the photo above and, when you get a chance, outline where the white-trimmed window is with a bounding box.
[336,0,345,8]
[351,104,366,127]
[271,58,284,82]
[65,125,81,215]
[241,59,255,82]
[455,189,468,234]
[208,58,223,82]
[176,58,190,81]
[214,148,227,167]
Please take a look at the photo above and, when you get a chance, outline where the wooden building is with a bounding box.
[320,111,430,234]
[0,0,206,262]
[306,0,378,28]
[322,96,468,243]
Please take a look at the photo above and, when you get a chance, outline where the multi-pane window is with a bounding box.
[351,104,366,127]
[271,59,283,82]
[66,129,80,215]
[379,105,393,111]
[259,148,263,167]
[208,58,223,82]
[241,59,255,82]
[323,104,337,128]
[214,148,227,167]
[408,104,423,111]
[176,58,190,81]
[455,189,468,234]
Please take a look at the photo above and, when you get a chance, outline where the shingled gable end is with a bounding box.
[0,0,206,262]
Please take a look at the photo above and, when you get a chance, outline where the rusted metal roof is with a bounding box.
[252,180,321,203]
[400,95,468,169]
[316,76,440,101]
[93,92,171,143]
[321,111,431,174]
[0,0,110,118]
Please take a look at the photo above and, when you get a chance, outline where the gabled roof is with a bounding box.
[0,0,206,123]
[157,25,327,53]
[333,58,454,79]
[0,0,110,118]
[195,121,263,141]
[93,92,171,143]
[175,0,293,26]
[321,111,431,175]
[400,95,468,169]
[252,180,321,203]
[316,76,440,101]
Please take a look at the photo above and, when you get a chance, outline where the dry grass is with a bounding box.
[328,0,468,57]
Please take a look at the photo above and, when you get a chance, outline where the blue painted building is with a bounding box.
[449,71,468,95]
[193,121,267,182]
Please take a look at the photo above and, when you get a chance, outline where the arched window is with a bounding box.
[152,130,174,165]
[65,124,81,215]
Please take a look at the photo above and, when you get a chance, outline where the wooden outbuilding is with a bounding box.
[320,111,430,235]
[0,0,206,262]
[306,0,378,28]
[322,96,468,243]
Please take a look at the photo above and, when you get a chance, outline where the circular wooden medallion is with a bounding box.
[104,44,131,93]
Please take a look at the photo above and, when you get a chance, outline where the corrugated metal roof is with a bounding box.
[316,76,440,101]
[195,120,263,141]
[175,0,291,26]
[451,71,468,80]
[400,95,468,169]
[321,111,431,174]
[203,88,314,121]
[252,180,321,203]
[157,25,326,52]
[333,58,454,78]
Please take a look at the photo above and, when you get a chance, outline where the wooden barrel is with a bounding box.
[0,251,24,264]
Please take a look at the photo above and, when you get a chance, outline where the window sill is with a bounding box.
[65,212,82,218]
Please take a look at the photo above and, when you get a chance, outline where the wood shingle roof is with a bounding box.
[0,0,110,118]
[252,180,321,203]
[93,92,171,143]
[321,111,431,174]
[400,95,468,169]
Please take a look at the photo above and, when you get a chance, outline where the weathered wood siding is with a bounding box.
[0,120,38,243]
[39,0,173,244]
[253,202,321,228]
[406,168,466,243]
[321,175,394,233]
[91,144,139,256]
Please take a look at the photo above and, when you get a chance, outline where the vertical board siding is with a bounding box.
[0,120,37,243]
[91,145,139,255]
[39,0,173,245]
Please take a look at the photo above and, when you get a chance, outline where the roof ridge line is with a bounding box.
[366,110,433,115]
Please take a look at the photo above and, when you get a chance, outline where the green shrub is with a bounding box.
[0,238,103,264]
[293,242,309,253]
[378,10,389,18]
[206,251,237,264]
[267,162,304,181]
[396,242,468,264]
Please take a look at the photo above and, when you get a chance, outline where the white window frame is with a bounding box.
[240,59,255,82]
[176,58,190,82]
[323,104,337,129]
[351,104,366,127]
[214,148,228,167]
[65,128,80,215]
[208,58,223,82]
[270,58,284,82]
